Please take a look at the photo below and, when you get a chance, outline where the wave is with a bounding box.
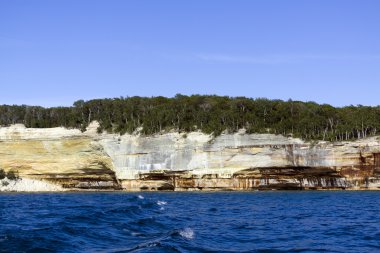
[178,228,195,240]
[2,192,379,252]
[157,200,167,206]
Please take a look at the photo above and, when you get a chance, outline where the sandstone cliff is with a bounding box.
[1,122,380,191]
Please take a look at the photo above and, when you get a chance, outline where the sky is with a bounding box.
[1,0,380,107]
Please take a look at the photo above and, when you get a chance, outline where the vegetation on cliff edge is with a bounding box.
[0,95,378,141]
[0,169,19,181]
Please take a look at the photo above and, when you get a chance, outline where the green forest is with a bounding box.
[0,95,379,141]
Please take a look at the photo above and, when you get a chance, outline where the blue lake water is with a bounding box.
[0,191,380,252]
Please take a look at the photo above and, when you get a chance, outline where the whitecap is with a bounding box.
[179,228,194,240]
[138,195,144,199]
[157,200,167,206]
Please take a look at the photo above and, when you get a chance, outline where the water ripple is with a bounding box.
[1,192,380,252]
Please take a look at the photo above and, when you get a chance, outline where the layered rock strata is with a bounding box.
[0,124,119,190]
[1,123,380,191]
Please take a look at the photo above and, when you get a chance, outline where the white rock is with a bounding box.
[0,178,64,192]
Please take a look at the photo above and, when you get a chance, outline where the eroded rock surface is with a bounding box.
[0,124,119,191]
[2,123,380,191]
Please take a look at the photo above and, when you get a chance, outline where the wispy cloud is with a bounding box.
[196,53,380,64]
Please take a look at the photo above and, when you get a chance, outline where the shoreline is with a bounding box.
[2,188,380,193]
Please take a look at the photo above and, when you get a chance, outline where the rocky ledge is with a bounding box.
[1,122,380,191]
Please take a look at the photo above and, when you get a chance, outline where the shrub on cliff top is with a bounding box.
[6,170,19,181]
[0,169,5,180]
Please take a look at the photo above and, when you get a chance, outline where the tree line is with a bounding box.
[0,95,379,141]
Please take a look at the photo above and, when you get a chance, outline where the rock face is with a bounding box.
[2,123,380,191]
[0,124,119,191]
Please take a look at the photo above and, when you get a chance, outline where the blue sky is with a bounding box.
[1,0,380,107]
